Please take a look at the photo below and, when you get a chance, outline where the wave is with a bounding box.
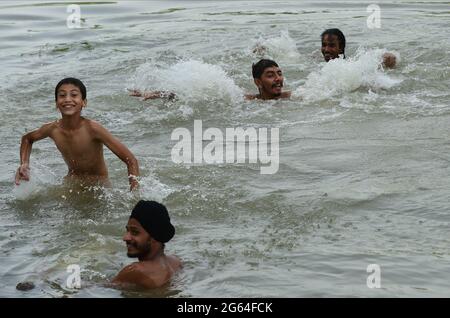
[293,48,402,102]
[252,30,301,62]
[128,59,243,104]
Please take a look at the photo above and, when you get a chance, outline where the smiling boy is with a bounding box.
[129,59,291,102]
[245,59,292,100]
[320,28,397,68]
[113,200,182,289]
[15,78,139,190]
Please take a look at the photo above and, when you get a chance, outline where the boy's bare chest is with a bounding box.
[51,127,100,155]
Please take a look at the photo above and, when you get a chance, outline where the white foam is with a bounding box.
[293,48,402,102]
[129,59,243,104]
[137,172,174,203]
[12,163,57,200]
[252,30,301,61]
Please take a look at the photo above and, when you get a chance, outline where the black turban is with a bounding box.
[130,200,175,243]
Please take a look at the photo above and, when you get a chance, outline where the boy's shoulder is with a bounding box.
[39,120,59,131]
[81,118,114,139]
[82,118,107,131]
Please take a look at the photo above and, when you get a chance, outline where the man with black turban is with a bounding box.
[112,200,182,289]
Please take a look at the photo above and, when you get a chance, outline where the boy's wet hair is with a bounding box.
[55,78,87,100]
[321,28,346,56]
[252,59,279,79]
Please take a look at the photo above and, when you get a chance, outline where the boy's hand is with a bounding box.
[128,89,143,97]
[15,164,30,185]
[382,52,396,69]
[128,89,170,100]
[142,92,162,100]
[129,175,139,191]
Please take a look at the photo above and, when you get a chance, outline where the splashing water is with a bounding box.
[293,48,402,102]
[137,173,174,203]
[252,30,301,62]
[129,59,244,104]
[2,0,449,298]
[12,163,57,200]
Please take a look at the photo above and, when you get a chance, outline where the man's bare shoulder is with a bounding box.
[120,262,140,271]
[114,262,160,289]
[244,94,259,100]
[281,91,291,99]
[121,262,162,277]
[167,255,183,271]
[114,262,148,281]
[244,92,291,101]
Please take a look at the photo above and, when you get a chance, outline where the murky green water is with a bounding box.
[1,0,449,297]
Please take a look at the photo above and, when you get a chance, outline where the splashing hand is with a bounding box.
[129,175,139,191]
[128,89,143,97]
[15,164,30,185]
[129,89,158,100]
[382,53,396,69]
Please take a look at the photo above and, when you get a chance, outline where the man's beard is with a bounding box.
[272,83,283,97]
[127,242,151,258]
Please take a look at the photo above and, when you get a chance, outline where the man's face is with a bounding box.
[56,84,86,116]
[123,218,152,258]
[321,34,342,62]
[255,66,284,98]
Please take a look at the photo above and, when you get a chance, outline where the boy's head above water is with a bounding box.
[55,78,87,115]
[321,28,346,61]
[55,78,87,101]
[252,59,279,79]
[251,59,284,98]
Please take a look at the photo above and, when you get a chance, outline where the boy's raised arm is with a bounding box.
[128,89,176,101]
[15,122,55,185]
[91,121,140,191]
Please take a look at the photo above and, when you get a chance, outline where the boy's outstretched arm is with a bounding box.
[15,122,54,185]
[91,121,140,191]
[128,89,176,101]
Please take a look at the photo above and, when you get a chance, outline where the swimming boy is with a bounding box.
[113,200,182,289]
[128,59,291,101]
[15,78,139,190]
[245,59,291,100]
[321,28,397,68]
